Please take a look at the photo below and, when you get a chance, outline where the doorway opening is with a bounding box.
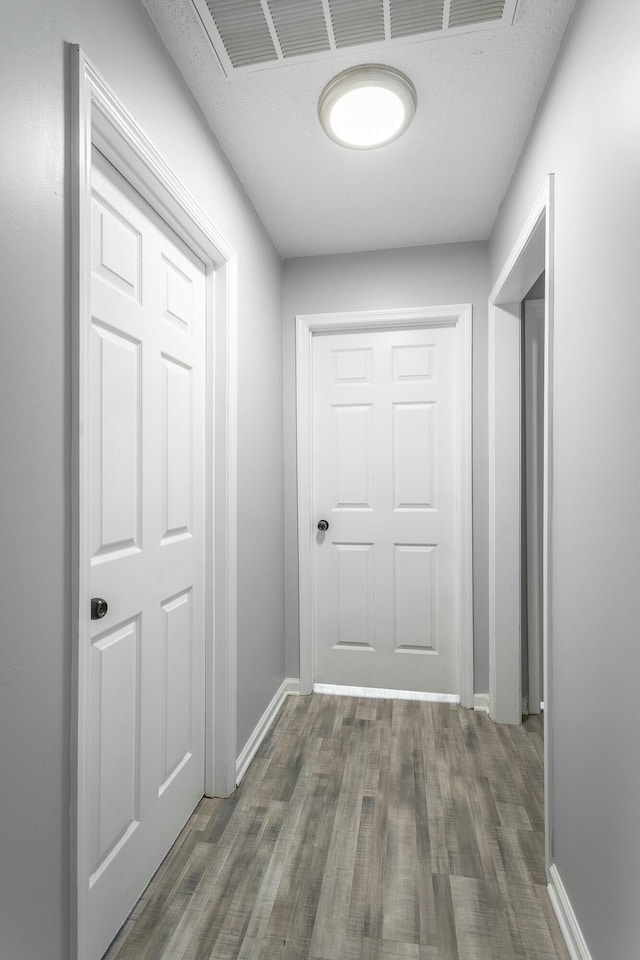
[488,176,554,874]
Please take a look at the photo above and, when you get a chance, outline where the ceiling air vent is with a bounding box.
[269,0,330,59]
[328,0,385,49]
[192,0,519,76]
[449,0,508,28]
[203,0,278,67]
[391,0,445,40]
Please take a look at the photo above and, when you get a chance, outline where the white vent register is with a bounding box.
[192,0,520,75]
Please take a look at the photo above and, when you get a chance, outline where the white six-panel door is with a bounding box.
[312,326,460,694]
[87,149,206,960]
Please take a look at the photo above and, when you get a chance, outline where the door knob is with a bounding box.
[317,519,329,532]
[91,597,109,621]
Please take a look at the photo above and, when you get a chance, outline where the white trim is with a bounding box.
[70,46,238,960]
[314,683,460,703]
[215,252,239,799]
[542,183,555,878]
[473,693,490,712]
[488,175,554,876]
[235,678,301,784]
[296,305,474,708]
[524,298,545,718]
[548,864,594,960]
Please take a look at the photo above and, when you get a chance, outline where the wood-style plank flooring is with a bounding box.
[105,695,569,960]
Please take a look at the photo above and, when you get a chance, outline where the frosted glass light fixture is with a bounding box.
[319,65,417,149]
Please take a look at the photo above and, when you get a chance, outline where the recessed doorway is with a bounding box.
[488,175,554,873]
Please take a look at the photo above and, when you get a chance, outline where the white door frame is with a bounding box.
[296,305,474,708]
[70,47,238,960]
[524,298,545,717]
[488,175,554,873]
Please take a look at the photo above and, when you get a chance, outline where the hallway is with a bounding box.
[104,695,568,960]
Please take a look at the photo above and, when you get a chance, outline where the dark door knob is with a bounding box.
[317,519,329,532]
[91,597,108,620]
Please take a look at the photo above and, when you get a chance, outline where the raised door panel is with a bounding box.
[161,254,194,333]
[332,347,373,384]
[392,401,435,510]
[332,543,375,650]
[91,194,141,302]
[332,404,373,510]
[90,321,142,562]
[394,545,437,654]
[392,343,435,382]
[159,590,193,794]
[160,354,193,544]
[89,617,141,883]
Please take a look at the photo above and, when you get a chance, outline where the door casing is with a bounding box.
[295,306,474,707]
[524,298,545,717]
[70,46,238,960]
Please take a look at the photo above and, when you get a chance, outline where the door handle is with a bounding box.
[317,519,329,532]
[91,597,109,621]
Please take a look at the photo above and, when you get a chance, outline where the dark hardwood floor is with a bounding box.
[105,695,568,960]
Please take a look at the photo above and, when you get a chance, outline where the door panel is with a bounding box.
[90,320,142,560]
[393,401,434,508]
[89,617,141,880]
[313,327,459,694]
[91,194,141,301]
[162,254,194,330]
[333,542,375,650]
[86,149,206,960]
[160,355,194,541]
[159,588,193,793]
[332,404,373,508]
[392,342,435,381]
[393,544,436,653]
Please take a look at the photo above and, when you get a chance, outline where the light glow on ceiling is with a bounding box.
[319,65,417,150]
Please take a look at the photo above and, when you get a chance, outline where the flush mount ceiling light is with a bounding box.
[319,64,417,150]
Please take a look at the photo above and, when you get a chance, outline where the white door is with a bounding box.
[312,326,460,694]
[86,149,206,960]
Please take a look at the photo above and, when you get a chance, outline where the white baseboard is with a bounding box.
[313,683,459,703]
[235,677,300,785]
[473,693,490,712]
[548,864,593,960]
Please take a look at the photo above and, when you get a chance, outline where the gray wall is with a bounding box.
[283,243,490,692]
[490,0,640,955]
[0,1,284,957]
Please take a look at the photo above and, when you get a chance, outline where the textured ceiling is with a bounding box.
[142,0,576,258]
